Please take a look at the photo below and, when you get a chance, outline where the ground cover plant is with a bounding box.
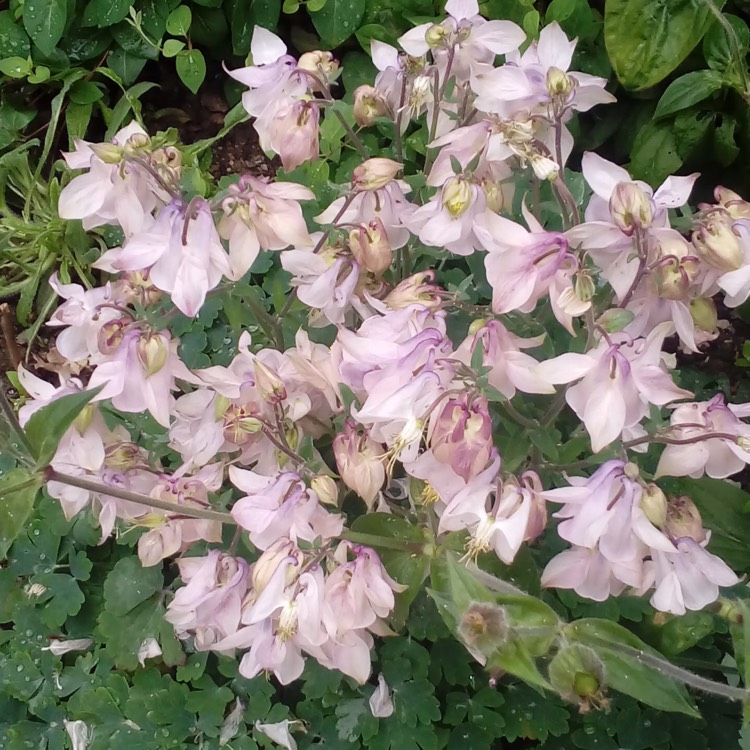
[6,0,750,749]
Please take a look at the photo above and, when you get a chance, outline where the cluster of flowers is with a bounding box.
[23,0,750,688]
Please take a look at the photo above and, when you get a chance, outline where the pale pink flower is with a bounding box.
[229,468,343,550]
[218,175,314,279]
[165,551,251,650]
[333,420,386,509]
[95,199,230,317]
[454,319,554,399]
[58,122,157,235]
[369,674,394,718]
[537,324,691,452]
[168,390,226,468]
[655,395,750,479]
[269,99,320,172]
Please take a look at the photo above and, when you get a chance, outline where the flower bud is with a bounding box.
[333,420,385,509]
[353,85,388,127]
[125,132,151,152]
[665,495,706,543]
[384,271,442,310]
[349,219,393,276]
[481,178,507,213]
[640,483,667,528]
[690,297,718,334]
[425,23,448,48]
[223,404,263,445]
[574,271,596,303]
[595,307,635,333]
[442,176,473,217]
[74,404,95,435]
[692,216,744,271]
[254,360,287,403]
[89,142,124,164]
[297,50,339,80]
[252,540,300,595]
[97,319,126,355]
[352,158,402,191]
[408,75,432,115]
[136,332,169,377]
[546,66,573,98]
[609,181,653,235]
[468,318,490,336]
[311,475,338,506]
[529,154,559,181]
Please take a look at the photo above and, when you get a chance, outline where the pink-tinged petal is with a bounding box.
[251,26,287,65]
[718,265,750,307]
[653,173,699,208]
[655,442,709,478]
[581,152,633,201]
[398,24,431,56]
[536,352,595,384]
[536,22,575,71]
[226,221,261,280]
[63,140,94,169]
[57,171,108,220]
[504,351,557,395]
[682,540,739,588]
[581,378,627,452]
[446,0,479,19]
[573,84,617,112]
[650,563,685,615]
[472,20,525,54]
[631,365,691,406]
[566,221,627,250]
[705,440,746,479]
[370,40,400,71]
[472,66,534,110]
[171,255,210,317]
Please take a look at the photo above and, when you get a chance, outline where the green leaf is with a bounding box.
[102,556,164,616]
[166,5,192,36]
[175,48,206,93]
[106,47,147,85]
[565,618,699,716]
[82,0,135,28]
[162,38,185,57]
[0,56,32,78]
[227,0,281,57]
[310,0,366,47]
[27,64,50,82]
[703,14,750,73]
[653,70,724,119]
[0,11,31,58]
[23,0,67,56]
[604,0,724,89]
[713,113,740,166]
[69,79,104,104]
[0,468,41,560]
[24,386,103,468]
[65,101,93,147]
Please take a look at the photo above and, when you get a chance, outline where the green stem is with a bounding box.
[45,468,236,524]
[341,530,424,553]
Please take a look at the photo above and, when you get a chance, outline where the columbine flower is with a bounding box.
[333,420,386,509]
[537,324,691,452]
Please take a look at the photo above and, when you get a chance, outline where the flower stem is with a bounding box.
[341,530,425,553]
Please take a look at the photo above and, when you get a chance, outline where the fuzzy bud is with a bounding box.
[352,158,402,191]
[353,85,388,127]
[89,142,124,164]
[665,495,706,543]
[549,644,607,710]
[640,483,668,528]
[458,601,509,662]
[136,332,169,377]
[349,218,393,276]
[609,181,653,235]
[692,216,744,271]
[690,297,718,333]
[311,475,339,506]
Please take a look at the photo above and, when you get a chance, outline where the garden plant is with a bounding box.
[5,0,750,749]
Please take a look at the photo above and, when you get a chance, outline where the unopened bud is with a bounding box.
[623,462,640,480]
[352,158,402,191]
[311,475,338,506]
[89,142,124,164]
[442,176,473,217]
[692,216,744,271]
[546,66,573,98]
[468,318,490,336]
[349,218,393,276]
[665,495,706,543]
[574,272,595,303]
[595,307,634,333]
[124,132,150,153]
[690,297,718,333]
[136,332,169,377]
[74,404,95,435]
[254,360,286,403]
[353,85,388,127]
[425,23,448,48]
[481,178,506,213]
[640,483,667,528]
[297,50,339,80]
[609,181,653,235]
